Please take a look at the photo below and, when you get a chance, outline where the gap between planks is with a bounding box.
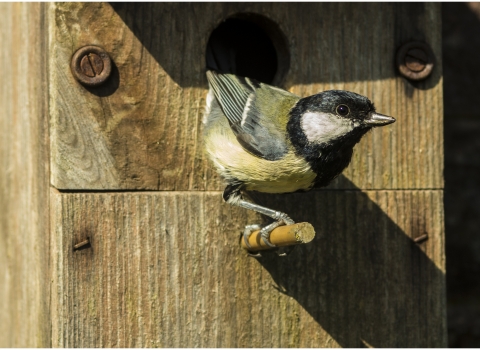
[52,187,444,194]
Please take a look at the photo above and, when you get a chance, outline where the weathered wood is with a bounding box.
[0,3,445,347]
[241,222,316,251]
[0,3,51,347]
[49,3,443,191]
[50,189,446,347]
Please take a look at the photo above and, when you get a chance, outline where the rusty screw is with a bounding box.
[71,45,112,87]
[414,234,428,244]
[73,237,91,251]
[396,41,435,81]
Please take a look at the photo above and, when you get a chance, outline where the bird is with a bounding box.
[203,70,395,250]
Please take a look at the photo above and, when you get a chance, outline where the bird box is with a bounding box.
[0,3,446,347]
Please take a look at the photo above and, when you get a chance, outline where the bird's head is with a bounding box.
[289,90,395,147]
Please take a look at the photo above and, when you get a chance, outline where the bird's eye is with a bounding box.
[336,104,350,116]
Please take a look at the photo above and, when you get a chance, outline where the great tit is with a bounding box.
[203,70,395,249]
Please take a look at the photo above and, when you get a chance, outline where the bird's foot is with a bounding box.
[243,212,295,249]
[273,212,295,226]
[259,213,295,247]
[260,211,295,248]
[243,216,296,258]
[259,221,283,247]
[243,224,263,257]
[243,224,262,249]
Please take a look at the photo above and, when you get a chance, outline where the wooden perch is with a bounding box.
[241,222,315,251]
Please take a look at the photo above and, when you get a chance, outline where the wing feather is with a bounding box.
[206,71,300,161]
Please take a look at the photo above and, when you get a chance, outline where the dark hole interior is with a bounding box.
[206,18,278,84]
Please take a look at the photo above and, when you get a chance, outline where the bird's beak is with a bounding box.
[364,112,396,127]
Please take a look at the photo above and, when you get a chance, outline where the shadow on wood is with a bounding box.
[51,175,446,347]
[49,3,443,192]
[45,3,445,347]
[251,175,445,347]
[111,3,441,90]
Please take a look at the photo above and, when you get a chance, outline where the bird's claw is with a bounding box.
[243,224,261,249]
[260,222,281,247]
[273,212,295,226]
[248,214,295,248]
[242,211,295,257]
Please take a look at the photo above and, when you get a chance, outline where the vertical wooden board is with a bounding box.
[51,189,446,347]
[50,3,443,191]
[0,3,51,347]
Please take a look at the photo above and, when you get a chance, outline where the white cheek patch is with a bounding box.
[300,111,356,144]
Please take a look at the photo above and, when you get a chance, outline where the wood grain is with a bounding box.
[50,189,446,347]
[0,3,51,347]
[49,3,443,191]
[0,3,445,347]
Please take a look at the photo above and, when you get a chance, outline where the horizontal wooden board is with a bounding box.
[50,189,446,347]
[49,3,443,190]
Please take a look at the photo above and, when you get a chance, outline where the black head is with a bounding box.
[298,90,394,127]
[287,90,395,187]
[288,90,395,148]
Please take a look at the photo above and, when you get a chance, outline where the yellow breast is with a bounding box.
[204,115,316,193]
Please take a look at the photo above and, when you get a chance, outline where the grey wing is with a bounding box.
[206,70,292,161]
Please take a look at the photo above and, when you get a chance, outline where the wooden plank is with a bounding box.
[50,189,446,347]
[0,3,51,347]
[49,3,443,191]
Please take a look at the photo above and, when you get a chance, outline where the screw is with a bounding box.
[71,45,112,87]
[414,234,428,244]
[73,238,91,251]
[396,41,434,81]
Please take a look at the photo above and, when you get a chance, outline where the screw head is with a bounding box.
[71,45,112,86]
[396,41,435,81]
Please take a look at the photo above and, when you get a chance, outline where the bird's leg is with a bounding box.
[223,185,295,248]
[238,200,295,247]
